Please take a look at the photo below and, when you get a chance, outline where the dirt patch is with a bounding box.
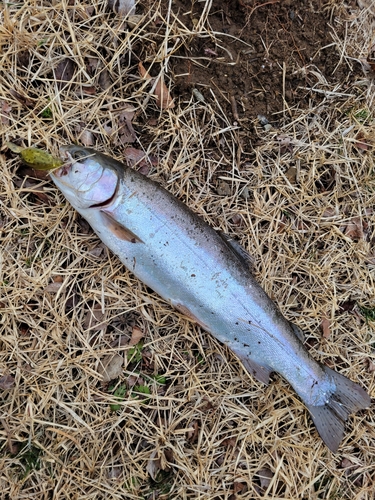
[171,0,355,123]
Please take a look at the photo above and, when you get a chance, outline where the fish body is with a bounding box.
[51,146,370,452]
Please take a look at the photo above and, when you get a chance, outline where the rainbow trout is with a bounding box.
[50,145,370,452]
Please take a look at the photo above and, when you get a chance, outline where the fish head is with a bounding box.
[51,145,120,210]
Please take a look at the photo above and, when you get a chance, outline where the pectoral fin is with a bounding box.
[101,210,143,243]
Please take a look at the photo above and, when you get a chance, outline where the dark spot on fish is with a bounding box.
[191,274,196,277]
[234,337,238,342]
[75,170,79,173]
[258,341,261,344]
[235,322,239,325]
[244,344,249,347]
[311,380,318,389]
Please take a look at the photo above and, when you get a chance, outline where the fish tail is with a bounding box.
[305,366,371,453]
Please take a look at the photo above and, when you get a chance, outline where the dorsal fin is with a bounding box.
[219,232,255,269]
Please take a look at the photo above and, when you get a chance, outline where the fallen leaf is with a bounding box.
[88,244,105,257]
[320,313,331,338]
[0,375,15,390]
[129,325,144,346]
[83,303,107,331]
[354,133,372,151]
[117,108,137,145]
[222,437,236,448]
[9,89,34,107]
[146,449,162,481]
[154,74,174,109]
[79,129,95,147]
[216,180,231,196]
[340,458,359,475]
[118,0,136,16]
[97,354,124,382]
[233,481,247,493]
[344,217,368,241]
[257,468,273,489]
[13,178,51,204]
[285,166,297,183]
[108,0,136,16]
[322,207,337,218]
[45,281,64,293]
[230,214,243,226]
[99,69,112,91]
[367,359,375,373]
[126,374,139,387]
[139,62,174,110]
[186,420,199,443]
[124,147,158,173]
[54,58,76,90]
[1,100,12,124]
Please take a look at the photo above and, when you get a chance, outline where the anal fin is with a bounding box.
[230,345,272,385]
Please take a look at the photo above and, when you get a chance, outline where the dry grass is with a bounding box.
[1,1,374,499]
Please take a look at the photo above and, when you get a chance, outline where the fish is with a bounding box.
[50,145,370,452]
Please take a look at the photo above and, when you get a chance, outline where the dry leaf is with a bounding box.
[186,420,199,443]
[129,325,144,346]
[367,359,375,372]
[97,354,123,382]
[257,468,273,489]
[108,0,136,16]
[154,74,174,109]
[222,437,236,448]
[354,133,372,151]
[285,166,297,183]
[1,100,12,125]
[9,89,34,107]
[54,59,76,90]
[147,449,162,480]
[344,217,368,241]
[45,281,64,293]
[124,147,158,173]
[117,108,136,145]
[340,458,359,474]
[139,62,174,110]
[83,303,106,331]
[322,207,337,218]
[0,375,15,390]
[99,69,112,91]
[118,0,135,16]
[79,129,95,147]
[320,313,331,338]
[233,481,247,493]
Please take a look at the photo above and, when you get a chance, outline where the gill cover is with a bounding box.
[52,147,118,209]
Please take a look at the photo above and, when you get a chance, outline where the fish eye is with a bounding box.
[72,150,86,160]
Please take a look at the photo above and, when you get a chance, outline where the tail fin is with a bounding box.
[305,366,371,453]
